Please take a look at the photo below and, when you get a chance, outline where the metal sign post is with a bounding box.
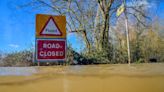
[124,0,131,64]
[125,16,131,64]
[117,0,131,64]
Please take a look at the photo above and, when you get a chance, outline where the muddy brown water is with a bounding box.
[0,63,164,92]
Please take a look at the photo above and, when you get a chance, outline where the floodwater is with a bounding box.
[0,63,164,92]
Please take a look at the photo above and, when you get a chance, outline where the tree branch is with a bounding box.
[127,6,151,21]
[127,12,149,27]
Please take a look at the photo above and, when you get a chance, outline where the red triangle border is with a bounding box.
[39,16,62,36]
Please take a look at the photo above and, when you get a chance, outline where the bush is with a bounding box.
[1,50,33,67]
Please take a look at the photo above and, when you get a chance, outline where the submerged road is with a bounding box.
[0,63,164,92]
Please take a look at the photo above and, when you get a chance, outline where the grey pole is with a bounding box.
[124,0,131,64]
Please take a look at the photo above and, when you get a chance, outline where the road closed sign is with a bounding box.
[35,14,66,62]
[36,39,66,61]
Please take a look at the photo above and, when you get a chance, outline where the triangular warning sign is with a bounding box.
[40,16,62,36]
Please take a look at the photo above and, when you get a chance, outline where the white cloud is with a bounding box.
[9,44,19,48]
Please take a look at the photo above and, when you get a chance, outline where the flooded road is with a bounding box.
[0,63,164,92]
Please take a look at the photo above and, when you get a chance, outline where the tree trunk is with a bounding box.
[97,0,113,51]
[82,30,91,53]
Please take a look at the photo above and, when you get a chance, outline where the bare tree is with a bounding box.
[18,0,160,63]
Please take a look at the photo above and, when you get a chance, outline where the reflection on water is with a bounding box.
[0,67,37,76]
[0,63,164,92]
